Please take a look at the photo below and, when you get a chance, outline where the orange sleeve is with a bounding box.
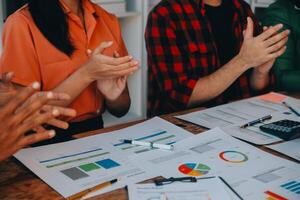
[0,13,41,87]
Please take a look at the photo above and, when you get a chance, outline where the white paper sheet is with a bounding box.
[130,128,300,200]
[14,117,193,198]
[128,177,232,200]
[176,93,300,144]
[267,138,300,161]
[222,112,300,145]
[176,93,290,129]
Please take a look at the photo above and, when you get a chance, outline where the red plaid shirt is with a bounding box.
[146,0,266,117]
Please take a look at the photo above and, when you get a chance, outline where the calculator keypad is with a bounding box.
[260,120,300,140]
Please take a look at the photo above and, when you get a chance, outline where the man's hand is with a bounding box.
[238,17,289,69]
[0,82,75,161]
[0,72,17,106]
[0,73,76,129]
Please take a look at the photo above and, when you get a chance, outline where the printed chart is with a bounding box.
[264,191,288,200]
[280,180,300,195]
[219,151,248,163]
[178,163,211,176]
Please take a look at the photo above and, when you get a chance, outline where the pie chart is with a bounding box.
[178,163,211,176]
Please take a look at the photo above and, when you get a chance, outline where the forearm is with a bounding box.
[250,68,270,91]
[105,87,130,117]
[188,56,249,107]
[51,66,93,107]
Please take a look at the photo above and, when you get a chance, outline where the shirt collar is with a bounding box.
[59,0,96,16]
[191,0,242,10]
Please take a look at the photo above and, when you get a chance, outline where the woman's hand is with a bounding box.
[82,41,139,82]
[237,17,289,70]
[97,51,138,101]
[97,76,128,101]
[0,82,75,161]
[0,73,77,129]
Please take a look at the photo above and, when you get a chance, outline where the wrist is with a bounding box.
[253,67,270,77]
[77,64,94,84]
[234,54,251,71]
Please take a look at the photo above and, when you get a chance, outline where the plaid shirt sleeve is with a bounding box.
[145,10,199,108]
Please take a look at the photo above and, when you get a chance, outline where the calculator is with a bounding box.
[259,120,300,141]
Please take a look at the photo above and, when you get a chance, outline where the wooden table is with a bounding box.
[1,94,300,200]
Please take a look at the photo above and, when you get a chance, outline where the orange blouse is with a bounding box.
[0,0,128,121]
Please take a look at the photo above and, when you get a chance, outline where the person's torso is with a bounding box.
[148,0,255,115]
[17,1,125,121]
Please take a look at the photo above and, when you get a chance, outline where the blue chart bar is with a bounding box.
[114,131,167,146]
[39,148,103,163]
[281,181,300,195]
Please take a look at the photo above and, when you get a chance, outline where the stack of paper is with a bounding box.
[14,117,193,198]
[268,138,300,161]
[129,128,300,200]
[128,177,232,200]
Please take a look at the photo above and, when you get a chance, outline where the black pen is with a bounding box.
[218,176,244,200]
[240,115,272,129]
[283,101,300,117]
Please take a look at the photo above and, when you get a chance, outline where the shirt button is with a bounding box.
[96,109,100,114]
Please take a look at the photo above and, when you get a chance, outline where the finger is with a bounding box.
[106,66,139,79]
[1,72,14,84]
[87,49,92,56]
[271,46,287,58]
[93,41,113,55]
[98,60,138,74]
[244,17,254,40]
[113,51,120,58]
[47,118,69,130]
[113,60,139,71]
[12,92,57,125]
[269,46,287,59]
[97,54,133,66]
[264,29,290,47]
[21,92,70,112]
[257,24,284,41]
[50,92,71,101]
[42,105,77,117]
[0,82,40,118]
[18,130,56,147]
[117,76,127,90]
[17,109,59,134]
[33,126,47,133]
[267,37,288,53]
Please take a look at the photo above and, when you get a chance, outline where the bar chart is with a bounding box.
[281,180,300,195]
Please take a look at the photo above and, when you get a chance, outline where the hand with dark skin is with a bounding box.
[0,80,77,161]
[0,72,77,130]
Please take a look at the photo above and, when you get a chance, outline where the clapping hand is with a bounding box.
[0,82,76,160]
[0,72,76,130]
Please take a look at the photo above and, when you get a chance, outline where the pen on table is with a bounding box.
[123,139,174,150]
[240,115,272,129]
[67,178,119,200]
[283,101,300,116]
[218,176,244,200]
